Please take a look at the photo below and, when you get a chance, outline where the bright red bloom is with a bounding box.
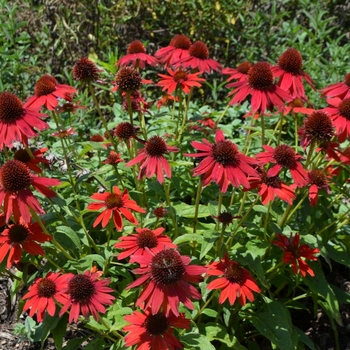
[247,169,296,205]
[283,98,315,116]
[51,127,77,138]
[323,97,350,143]
[0,160,61,222]
[222,61,252,82]
[123,308,190,350]
[14,148,50,174]
[157,94,179,110]
[26,75,76,111]
[320,73,350,99]
[102,151,123,165]
[117,40,158,69]
[115,227,176,262]
[227,62,291,114]
[22,272,70,322]
[175,41,222,73]
[0,219,52,268]
[272,48,315,99]
[0,92,48,149]
[59,270,115,323]
[87,186,145,231]
[126,249,207,316]
[206,254,261,306]
[185,129,258,193]
[157,68,205,94]
[307,169,330,207]
[273,233,320,277]
[126,136,179,184]
[256,145,308,187]
[155,34,191,67]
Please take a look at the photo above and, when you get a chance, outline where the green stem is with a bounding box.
[193,179,203,233]
[305,140,316,168]
[277,112,284,145]
[215,191,223,231]
[261,114,265,147]
[285,191,308,225]
[163,181,178,237]
[215,104,230,126]
[293,112,298,151]
[192,290,218,322]
[263,201,272,243]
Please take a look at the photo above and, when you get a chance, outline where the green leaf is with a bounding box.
[173,203,211,218]
[201,308,218,318]
[55,226,81,251]
[173,234,203,245]
[83,337,105,350]
[52,313,68,350]
[64,337,88,350]
[182,332,216,350]
[253,205,267,213]
[200,230,220,259]
[295,327,317,350]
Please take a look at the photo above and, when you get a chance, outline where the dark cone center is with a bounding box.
[105,193,123,209]
[170,34,191,49]
[224,263,244,284]
[114,122,137,141]
[212,140,240,166]
[304,111,334,142]
[263,174,282,188]
[278,48,303,74]
[68,274,96,303]
[115,67,142,93]
[35,75,57,97]
[145,136,168,157]
[0,92,24,123]
[237,61,252,74]
[338,98,350,120]
[127,40,146,54]
[0,160,31,192]
[308,169,327,188]
[216,211,234,225]
[8,224,30,243]
[173,71,188,82]
[73,58,99,82]
[14,149,32,163]
[189,41,209,59]
[37,278,57,298]
[273,145,297,168]
[136,229,158,248]
[248,62,274,90]
[144,312,169,336]
[344,73,350,87]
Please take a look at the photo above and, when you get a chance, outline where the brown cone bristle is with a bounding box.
[0,160,31,192]
[105,193,123,209]
[34,75,58,97]
[90,134,104,142]
[73,57,100,82]
[151,250,186,285]
[68,274,95,302]
[278,48,303,74]
[338,98,350,120]
[273,145,296,168]
[290,98,304,107]
[14,149,32,163]
[216,211,234,225]
[262,173,282,188]
[8,224,30,243]
[308,169,327,187]
[0,92,24,123]
[237,61,252,74]
[169,34,191,49]
[212,140,240,166]
[145,313,169,336]
[304,111,334,142]
[224,262,243,284]
[37,278,57,298]
[145,136,168,157]
[173,71,188,82]
[189,41,209,59]
[136,229,158,248]
[344,73,350,87]
[115,67,142,93]
[114,122,137,141]
[248,62,274,90]
[153,207,167,218]
[127,40,146,54]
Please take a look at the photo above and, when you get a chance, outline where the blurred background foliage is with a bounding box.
[0,0,349,101]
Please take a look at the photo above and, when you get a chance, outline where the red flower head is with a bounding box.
[157,94,179,110]
[123,308,190,350]
[87,186,146,231]
[247,168,296,205]
[59,270,115,323]
[113,121,142,148]
[0,92,49,149]
[273,233,320,277]
[121,91,150,115]
[307,169,330,207]
[117,40,158,69]
[73,57,102,83]
[14,148,50,174]
[0,159,61,222]
[22,272,70,322]
[126,248,207,316]
[185,129,259,193]
[111,66,143,93]
[206,254,261,306]
[0,218,52,268]
[256,144,308,187]
[114,227,176,262]
[323,97,350,143]
[283,98,315,116]
[155,34,192,67]
[272,48,315,99]
[227,62,292,114]
[26,75,77,111]
[126,136,179,184]
[153,206,168,218]
[102,151,123,165]
[51,127,77,138]
[222,61,252,82]
[175,41,222,73]
[320,72,350,99]
[212,211,240,226]
[157,68,205,95]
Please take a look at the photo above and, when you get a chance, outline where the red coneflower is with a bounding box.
[153,206,168,218]
[117,40,158,69]
[283,98,315,116]
[0,160,61,222]
[157,94,179,110]
[272,48,315,99]
[185,129,258,193]
[126,248,207,316]
[26,75,77,111]
[320,72,350,99]
[256,144,308,187]
[0,92,48,149]
[14,148,50,174]
[87,186,146,231]
[22,272,70,322]
[59,270,115,323]
[51,127,77,138]
[322,97,350,143]
[114,227,176,262]
[0,219,52,268]
[273,233,320,277]
[157,68,205,95]
[307,169,330,207]
[155,34,192,67]
[227,62,291,114]
[222,61,252,82]
[126,135,179,184]
[113,121,142,148]
[112,66,143,93]
[73,57,102,83]
[175,41,222,73]
[212,211,240,226]
[123,308,190,350]
[102,151,123,165]
[206,254,261,306]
